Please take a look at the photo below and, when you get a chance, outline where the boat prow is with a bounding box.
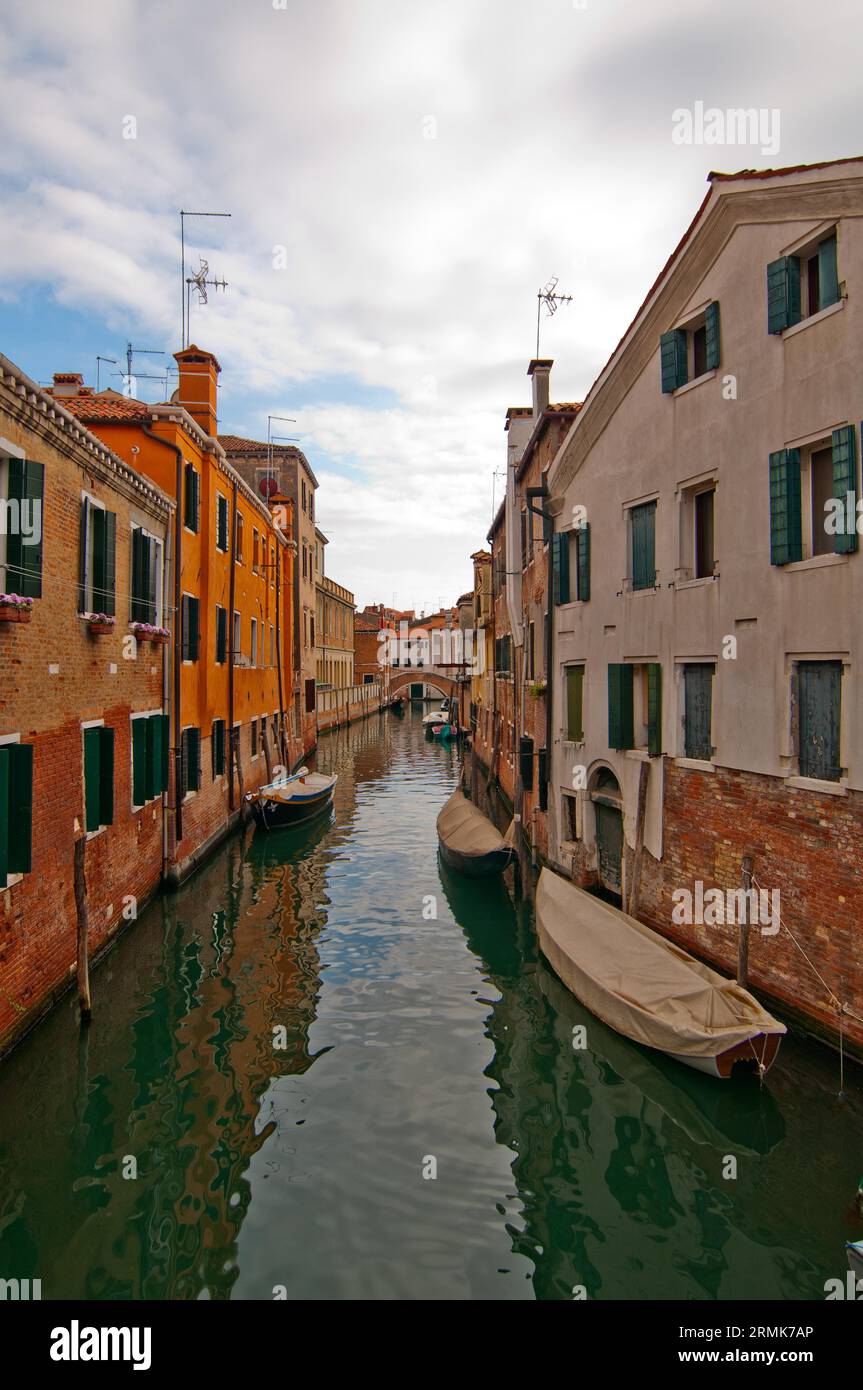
[536,868,786,1079]
[246,767,337,829]
[436,788,513,878]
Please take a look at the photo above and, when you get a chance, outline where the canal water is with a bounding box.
[0,707,860,1301]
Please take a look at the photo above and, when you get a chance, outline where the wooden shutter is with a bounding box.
[190,728,201,790]
[217,495,228,551]
[146,536,157,624]
[84,727,102,832]
[99,727,114,825]
[146,713,163,800]
[189,597,200,661]
[553,532,570,604]
[519,735,534,790]
[537,748,548,811]
[132,718,148,805]
[566,666,584,741]
[647,663,662,756]
[832,426,857,555]
[0,748,8,884]
[181,596,190,660]
[130,528,144,622]
[631,502,656,589]
[818,236,839,309]
[102,511,117,616]
[798,661,841,781]
[7,459,44,598]
[576,523,590,601]
[160,715,171,792]
[216,605,227,663]
[767,256,801,334]
[705,301,721,370]
[660,329,687,393]
[78,497,90,612]
[684,664,713,760]
[608,664,634,750]
[7,743,33,875]
[769,449,802,564]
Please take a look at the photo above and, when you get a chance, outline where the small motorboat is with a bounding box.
[422,703,450,727]
[432,722,456,740]
[246,766,337,829]
[536,868,786,1079]
[436,788,513,878]
[848,1241,863,1278]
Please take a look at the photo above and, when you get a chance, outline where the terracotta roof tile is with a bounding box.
[218,433,302,456]
[47,390,157,423]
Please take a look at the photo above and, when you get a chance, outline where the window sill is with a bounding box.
[625,749,651,762]
[782,298,845,339]
[674,756,715,773]
[1,872,24,890]
[182,790,198,802]
[783,553,847,573]
[673,369,716,398]
[674,574,718,590]
[785,775,847,796]
[85,826,106,840]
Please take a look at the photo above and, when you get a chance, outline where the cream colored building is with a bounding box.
[315,527,355,689]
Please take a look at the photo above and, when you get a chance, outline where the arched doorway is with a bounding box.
[589,766,623,898]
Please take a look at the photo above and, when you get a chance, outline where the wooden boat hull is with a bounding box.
[251,784,334,828]
[847,1242,863,1277]
[667,1033,783,1078]
[439,840,512,878]
[436,788,513,878]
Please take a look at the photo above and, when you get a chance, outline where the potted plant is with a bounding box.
[131,622,170,644]
[87,612,116,636]
[528,679,547,699]
[0,594,34,624]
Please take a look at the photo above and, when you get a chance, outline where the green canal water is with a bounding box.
[0,708,860,1300]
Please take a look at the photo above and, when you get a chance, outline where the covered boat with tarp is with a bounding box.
[436,788,513,877]
[536,868,786,1079]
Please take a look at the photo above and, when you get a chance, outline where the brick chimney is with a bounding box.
[174,344,221,437]
[52,372,84,397]
[527,358,553,421]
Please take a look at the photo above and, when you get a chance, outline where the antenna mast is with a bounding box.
[536,276,573,356]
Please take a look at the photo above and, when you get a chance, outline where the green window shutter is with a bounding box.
[130,528,142,621]
[90,507,106,613]
[132,717,148,805]
[647,663,662,756]
[184,465,194,530]
[146,713,163,801]
[7,459,44,599]
[608,664,634,750]
[181,596,190,660]
[832,426,857,555]
[217,495,228,550]
[576,523,590,601]
[660,329,687,393]
[631,502,656,589]
[705,301,721,371]
[0,748,8,884]
[99,727,114,826]
[767,256,801,334]
[160,714,171,792]
[78,498,90,611]
[769,449,802,564]
[798,661,842,781]
[215,605,227,663]
[188,728,201,792]
[146,536,157,624]
[102,511,117,616]
[189,597,200,661]
[553,532,570,604]
[84,727,102,832]
[7,744,33,874]
[537,748,548,811]
[684,664,714,760]
[818,235,839,309]
[519,735,534,791]
[566,667,584,741]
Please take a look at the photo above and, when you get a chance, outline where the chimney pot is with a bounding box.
[527,358,553,420]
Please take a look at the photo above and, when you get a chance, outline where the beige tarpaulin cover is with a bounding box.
[436,789,508,859]
[536,868,786,1060]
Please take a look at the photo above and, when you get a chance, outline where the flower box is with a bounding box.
[87,613,116,636]
[131,623,170,644]
[0,595,34,624]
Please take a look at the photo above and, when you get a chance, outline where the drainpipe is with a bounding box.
[142,425,184,846]
[160,501,173,879]
[228,479,237,811]
[526,482,553,807]
[275,539,288,770]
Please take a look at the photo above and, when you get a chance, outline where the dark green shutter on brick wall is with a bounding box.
[6,459,44,598]
[566,666,584,741]
[631,502,656,590]
[131,529,156,623]
[132,718,148,805]
[0,748,8,884]
[684,664,714,760]
[217,494,229,551]
[647,663,662,756]
[769,449,802,564]
[705,301,721,371]
[216,605,227,663]
[608,664,634,750]
[519,736,534,791]
[798,661,842,781]
[146,713,163,800]
[0,743,34,878]
[660,329,687,393]
[90,508,116,615]
[576,524,590,601]
[767,256,801,334]
[99,727,114,826]
[78,498,89,611]
[832,426,857,555]
[553,532,570,604]
[84,728,102,832]
[161,714,170,791]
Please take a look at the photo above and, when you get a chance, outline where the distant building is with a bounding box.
[314,528,355,689]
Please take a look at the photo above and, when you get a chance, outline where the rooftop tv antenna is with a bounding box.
[185,257,229,340]
[123,343,165,397]
[180,209,232,347]
[265,414,297,497]
[96,356,117,391]
[536,276,573,356]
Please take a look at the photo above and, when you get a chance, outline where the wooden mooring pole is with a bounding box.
[73,836,92,1024]
[737,854,753,986]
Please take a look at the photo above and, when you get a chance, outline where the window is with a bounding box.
[678,482,716,581]
[565,665,584,742]
[363,672,374,685]
[556,525,591,604]
[130,527,163,625]
[235,512,244,562]
[180,727,201,795]
[309,491,314,522]
[0,737,33,884]
[660,302,720,392]
[250,618,258,666]
[184,463,200,533]
[269,545,275,585]
[608,664,661,753]
[305,678,316,713]
[494,634,512,675]
[1,457,44,598]
[683,664,714,760]
[83,724,114,832]
[768,232,839,333]
[250,718,258,757]
[310,616,315,648]
[630,502,657,590]
[520,510,528,569]
[302,480,307,513]
[78,498,116,614]
[770,428,858,564]
[233,610,241,658]
[302,544,307,579]
[253,530,259,573]
[269,624,274,666]
[212,719,226,778]
[131,713,169,806]
[215,605,227,664]
[216,494,229,552]
[797,661,842,781]
[527,622,535,680]
[562,792,579,843]
[694,488,715,577]
[261,715,268,755]
[181,594,200,661]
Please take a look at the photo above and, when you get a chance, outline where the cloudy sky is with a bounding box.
[1,0,861,610]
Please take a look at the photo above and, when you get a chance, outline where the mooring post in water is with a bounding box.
[738,854,753,986]
[73,836,92,1024]
[628,759,649,916]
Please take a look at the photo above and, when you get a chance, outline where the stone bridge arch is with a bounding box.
[388,669,460,703]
